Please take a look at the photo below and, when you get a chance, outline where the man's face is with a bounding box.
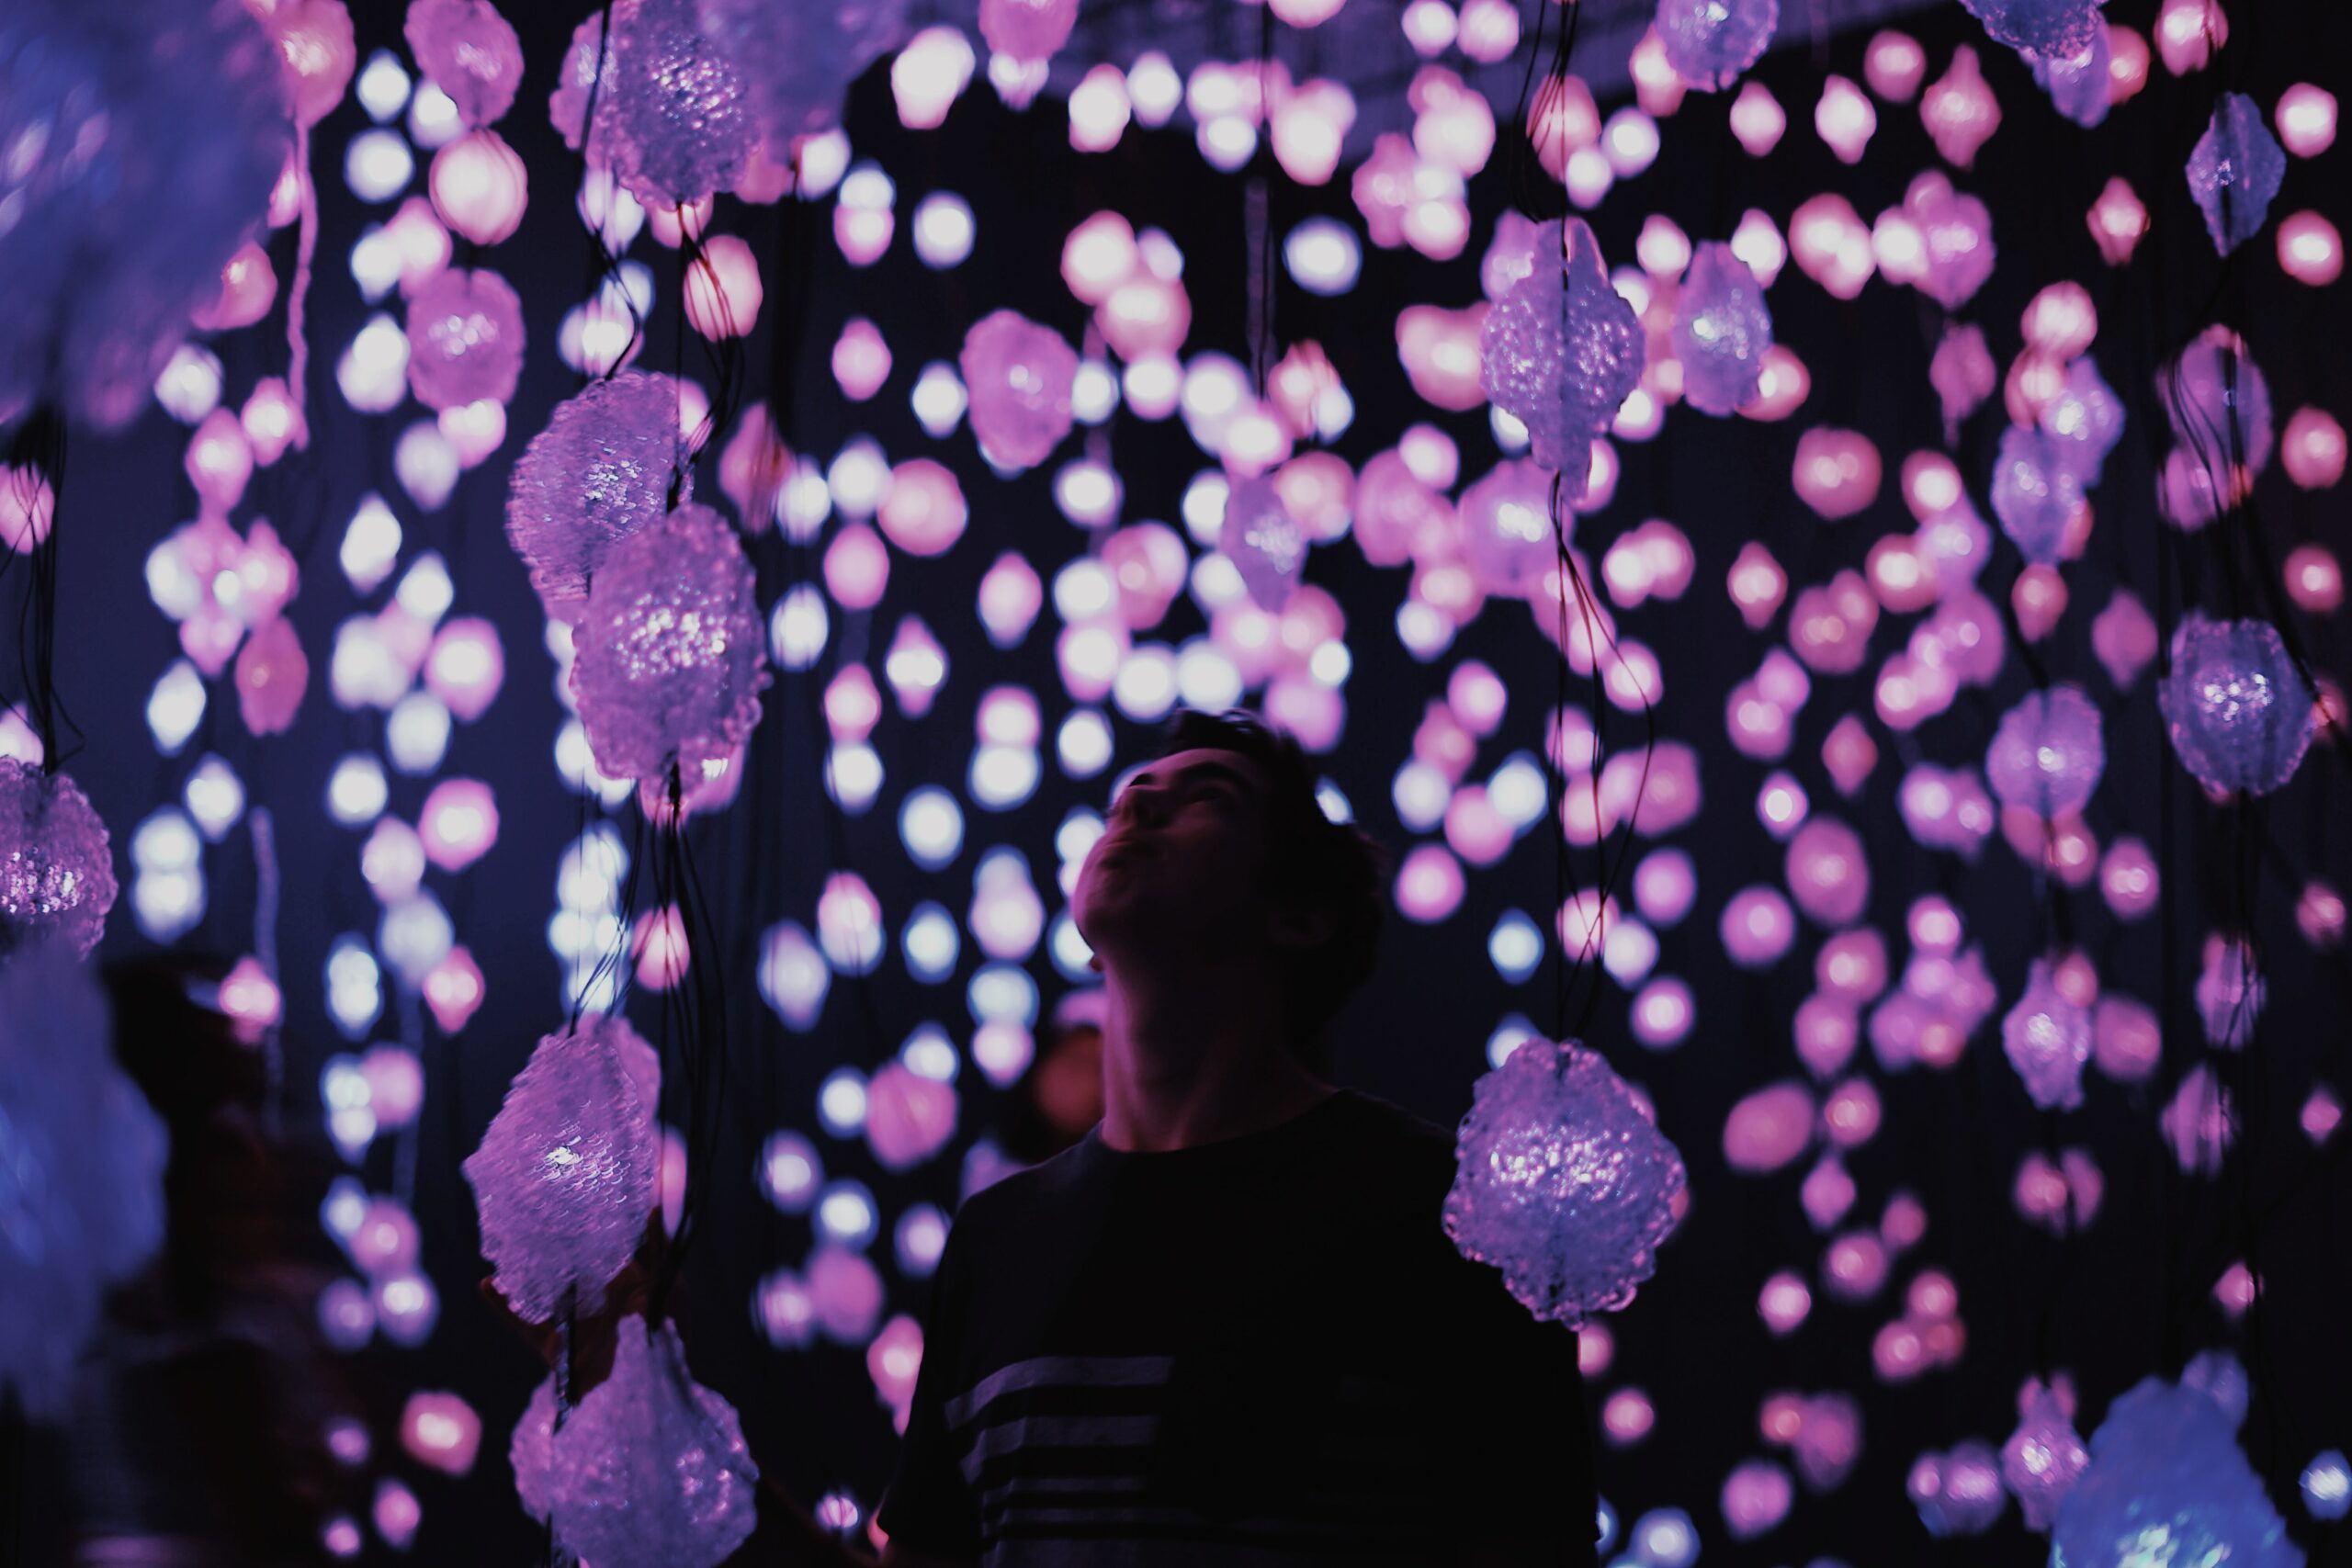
[1071,747,1276,964]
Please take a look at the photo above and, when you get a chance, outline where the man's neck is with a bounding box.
[1095,957,1334,1154]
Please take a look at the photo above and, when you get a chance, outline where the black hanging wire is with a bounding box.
[3,408,80,773]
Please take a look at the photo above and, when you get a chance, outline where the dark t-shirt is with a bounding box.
[876,1089,1599,1566]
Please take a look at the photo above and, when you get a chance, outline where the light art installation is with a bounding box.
[1671,243,1773,417]
[505,370,692,624]
[547,1315,761,1568]
[1478,219,1645,491]
[2052,1376,2304,1567]
[2157,614,2317,795]
[959,310,1079,473]
[0,761,119,958]
[1654,0,1781,93]
[1444,1039,1688,1327]
[462,1015,661,1324]
[570,502,770,783]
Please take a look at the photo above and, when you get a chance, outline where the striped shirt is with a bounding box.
[876,1090,1597,1565]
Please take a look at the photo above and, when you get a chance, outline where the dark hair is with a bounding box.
[1154,708,1387,1066]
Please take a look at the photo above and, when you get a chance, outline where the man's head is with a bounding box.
[1071,709,1385,1064]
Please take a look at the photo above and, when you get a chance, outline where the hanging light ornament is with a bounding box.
[0,943,168,1415]
[1444,1039,1688,1326]
[462,1014,662,1324]
[1221,475,1310,611]
[1479,220,1645,497]
[1985,685,2105,818]
[569,503,770,784]
[0,0,289,428]
[959,310,1079,473]
[1672,243,1773,416]
[608,0,754,206]
[0,761,119,959]
[1989,426,2083,566]
[1654,0,1781,93]
[700,0,906,155]
[2001,1381,2091,1530]
[405,267,526,412]
[2052,1377,2302,1568]
[506,371,689,625]
[2157,615,2317,796]
[403,0,525,129]
[2002,959,2094,1109]
[1960,0,2106,58]
[547,1315,760,1568]
[2187,92,2287,256]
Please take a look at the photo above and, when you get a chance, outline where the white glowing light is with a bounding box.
[912,193,976,268]
[911,362,967,436]
[356,51,413,123]
[147,660,209,756]
[345,130,415,203]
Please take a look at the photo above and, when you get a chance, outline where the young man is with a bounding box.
[871,709,1598,1566]
[499,710,1598,1565]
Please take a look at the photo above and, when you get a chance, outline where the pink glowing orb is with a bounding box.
[1758,1271,1812,1334]
[1096,272,1190,360]
[977,553,1044,649]
[1866,29,1927,99]
[1792,428,1882,520]
[1397,303,1493,414]
[960,310,1078,473]
[571,503,770,783]
[2281,407,2346,490]
[406,268,525,412]
[1790,193,1874,298]
[1815,74,1877,164]
[227,615,307,738]
[2278,210,2343,286]
[401,1389,483,1477]
[1903,174,1997,310]
[831,319,891,400]
[1921,46,2001,168]
[1794,997,1859,1079]
[2002,959,2094,1110]
[2161,1066,2235,1179]
[1062,211,1138,304]
[1726,540,1788,629]
[877,460,967,558]
[405,0,524,129]
[823,523,891,612]
[429,129,528,246]
[865,1062,959,1172]
[1801,1154,1857,1230]
[684,235,763,339]
[418,779,497,872]
[1786,817,1870,926]
[1928,320,2004,439]
[424,945,486,1034]
[1789,570,1879,675]
[979,0,1078,63]
[1722,1461,1794,1540]
[2277,83,2337,157]
[424,617,503,723]
[264,0,359,130]
[1395,844,1466,924]
[2086,176,2149,265]
[1724,1080,1815,1172]
[2284,544,2345,612]
[2098,839,2161,925]
[192,240,279,333]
